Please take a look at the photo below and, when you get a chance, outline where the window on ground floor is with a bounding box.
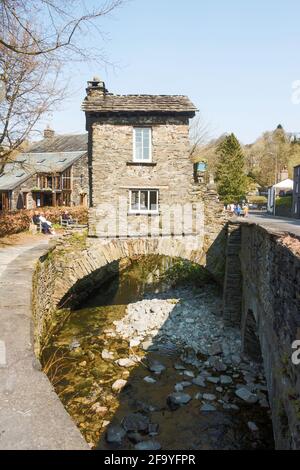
[129,189,159,214]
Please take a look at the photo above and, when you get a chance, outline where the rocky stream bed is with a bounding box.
[41,256,274,450]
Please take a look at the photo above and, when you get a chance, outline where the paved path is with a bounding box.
[240,212,300,237]
[0,237,88,450]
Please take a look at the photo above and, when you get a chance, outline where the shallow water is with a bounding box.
[42,256,275,450]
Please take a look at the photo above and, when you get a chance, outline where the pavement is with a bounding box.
[238,211,300,238]
[0,236,88,450]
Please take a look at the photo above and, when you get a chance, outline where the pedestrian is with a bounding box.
[235,204,241,217]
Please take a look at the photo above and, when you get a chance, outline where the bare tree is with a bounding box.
[0,0,124,61]
[244,127,292,187]
[189,115,211,162]
[0,27,65,172]
[0,0,126,173]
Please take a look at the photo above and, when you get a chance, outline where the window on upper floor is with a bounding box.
[133,127,152,162]
[129,189,159,214]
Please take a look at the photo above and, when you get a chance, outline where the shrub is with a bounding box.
[247,195,268,205]
[276,196,293,208]
[26,206,88,224]
[0,211,31,237]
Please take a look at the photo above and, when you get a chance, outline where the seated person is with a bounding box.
[61,210,75,225]
[39,213,56,235]
[32,211,41,225]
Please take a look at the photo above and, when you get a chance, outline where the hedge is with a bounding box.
[0,206,88,238]
[247,195,268,205]
[275,196,293,208]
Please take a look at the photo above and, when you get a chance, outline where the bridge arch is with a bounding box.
[55,236,205,309]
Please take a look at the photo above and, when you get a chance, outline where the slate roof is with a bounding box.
[29,133,87,153]
[0,133,87,191]
[0,151,86,190]
[82,94,198,115]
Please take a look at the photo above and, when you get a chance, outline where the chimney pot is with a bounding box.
[86,76,108,97]
[44,126,55,139]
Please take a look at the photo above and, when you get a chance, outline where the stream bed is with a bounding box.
[41,255,274,450]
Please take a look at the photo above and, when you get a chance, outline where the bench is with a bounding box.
[30,219,42,233]
[59,216,79,228]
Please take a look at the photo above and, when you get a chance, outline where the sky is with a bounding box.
[49,0,300,144]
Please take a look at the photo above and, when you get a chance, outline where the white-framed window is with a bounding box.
[133,127,152,162]
[129,189,159,214]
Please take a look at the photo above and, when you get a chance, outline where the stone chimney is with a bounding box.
[278,167,289,182]
[86,76,108,98]
[44,126,55,139]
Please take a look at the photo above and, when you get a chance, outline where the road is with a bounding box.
[240,211,300,237]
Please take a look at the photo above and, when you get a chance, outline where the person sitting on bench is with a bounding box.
[32,211,41,226]
[39,213,56,235]
[61,211,75,225]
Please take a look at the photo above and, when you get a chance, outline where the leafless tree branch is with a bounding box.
[0,0,125,61]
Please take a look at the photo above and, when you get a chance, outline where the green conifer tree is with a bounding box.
[215,133,249,204]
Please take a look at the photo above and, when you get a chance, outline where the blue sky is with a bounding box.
[49,0,300,144]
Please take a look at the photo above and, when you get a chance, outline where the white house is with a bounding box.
[267,178,294,215]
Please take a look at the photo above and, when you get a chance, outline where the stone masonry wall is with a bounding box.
[71,154,89,206]
[223,221,300,449]
[11,174,37,210]
[88,115,193,238]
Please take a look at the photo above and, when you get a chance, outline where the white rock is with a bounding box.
[201,404,216,412]
[207,376,220,384]
[220,375,233,385]
[235,388,258,404]
[115,358,136,368]
[248,421,259,432]
[202,393,217,401]
[143,376,157,384]
[130,338,141,348]
[101,349,114,360]
[183,370,195,378]
[112,379,127,393]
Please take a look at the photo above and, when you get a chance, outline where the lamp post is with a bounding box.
[265,150,278,185]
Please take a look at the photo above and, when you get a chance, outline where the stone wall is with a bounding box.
[88,115,194,238]
[223,221,300,449]
[11,174,37,210]
[71,154,89,206]
[196,184,228,284]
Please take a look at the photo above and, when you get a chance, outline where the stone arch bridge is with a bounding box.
[32,233,224,354]
[32,219,300,449]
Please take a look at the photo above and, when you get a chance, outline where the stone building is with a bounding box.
[292,164,300,218]
[0,130,89,211]
[82,78,198,238]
